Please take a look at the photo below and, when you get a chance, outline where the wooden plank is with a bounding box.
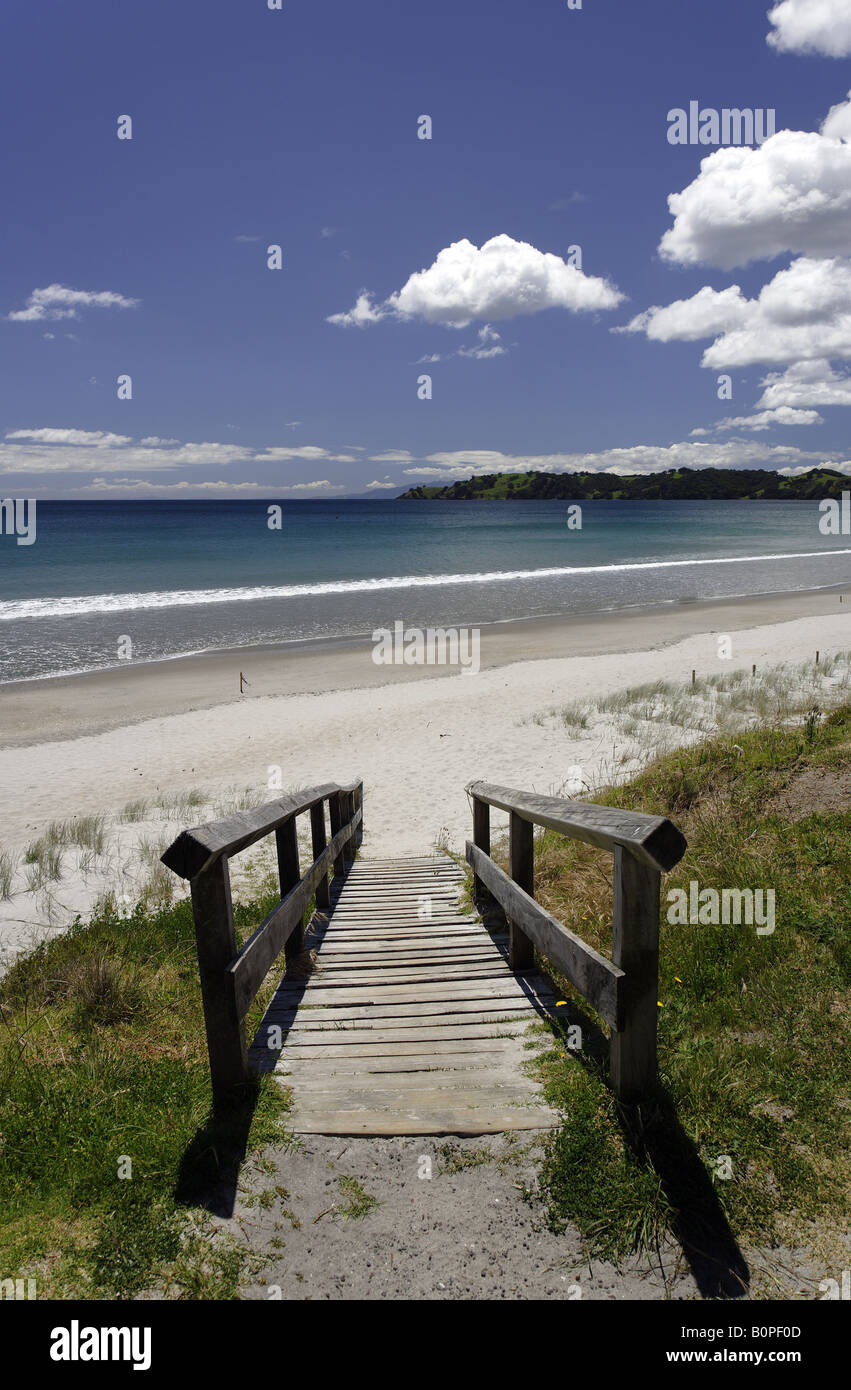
[276,1021,532,1047]
[272,1045,531,1067]
[256,995,548,1025]
[279,1108,559,1136]
[300,962,513,985]
[273,1037,536,1060]
[466,780,687,872]
[466,842,624,1028]
[305,947,502,969]
[265,977,555,1009]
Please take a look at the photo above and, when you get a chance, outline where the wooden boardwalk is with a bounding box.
[250,855,560,1135]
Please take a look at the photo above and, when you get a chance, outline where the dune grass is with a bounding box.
[0,880,293,1299]
[537,652,851,763]
[508,707,850,1281]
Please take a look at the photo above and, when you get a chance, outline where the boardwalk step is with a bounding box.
[251,855,560,1135]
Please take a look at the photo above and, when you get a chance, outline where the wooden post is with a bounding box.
[189,858,247,1109]
[310,801,329,908]
[353,783,364,850]
[276,816,303,957]
[343,791,357,862]
[472,796,491,901]
[508,812,535,971]
[329,792,346,876]
[610,845,661,1103]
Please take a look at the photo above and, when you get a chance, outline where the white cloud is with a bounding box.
[0,433,255,475]
[821,90,851,139]
[691,407,823,434]
[757,358,851,408]
[778,461,851,475]
[457,323,507,359]
[7,284,139,322]
[252,446,359,462]
[767,0,851,57]
[365,480,397,489]
[86,478,262,493]
[5,428,132,446]
[328,292,386,327]
[621,285,749,342]
[659,131,851,269]
[328,234,623,329]
[83,478,347,494]
[402,441,824,478]
[369,450,416,463]
[624,256,851,369]
[139,436,180,446]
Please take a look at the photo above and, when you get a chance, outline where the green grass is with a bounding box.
[0,851,18,900]
[0,881,293,1299]
[506,707,851,1271]
[336,1176,379,1220]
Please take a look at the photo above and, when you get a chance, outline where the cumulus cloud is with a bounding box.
[328,292,385,327]
[821,90,851,139]
[624,256,851,369]
[659,131,851,269]
[757,358,851,408]
[328,235,623,329]
[365,480,397,489]
[7,284,139,322]
[691,407,823,434]
[767,0,851,57]
[779,460,851,476]
[620,285,749,342]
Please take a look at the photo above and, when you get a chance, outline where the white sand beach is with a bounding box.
[1,589,849,969]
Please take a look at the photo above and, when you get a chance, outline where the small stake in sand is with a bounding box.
[752,664,756,677]
[691,669,696,686]
[239,671,249,694]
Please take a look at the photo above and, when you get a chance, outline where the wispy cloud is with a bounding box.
[7,284,139,323]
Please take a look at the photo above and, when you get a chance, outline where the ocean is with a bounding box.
[0,498,848,683]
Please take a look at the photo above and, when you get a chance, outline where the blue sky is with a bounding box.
[2,0,851,497]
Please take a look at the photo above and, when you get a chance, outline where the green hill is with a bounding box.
[398,467,849,501]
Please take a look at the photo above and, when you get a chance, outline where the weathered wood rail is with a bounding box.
[161,781,363,1109]
[466,780,687,1102]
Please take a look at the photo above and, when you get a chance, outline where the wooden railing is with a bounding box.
[466,780,687,1103]
[162,781,363,1109]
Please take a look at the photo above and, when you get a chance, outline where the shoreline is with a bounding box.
[0,584,848,748]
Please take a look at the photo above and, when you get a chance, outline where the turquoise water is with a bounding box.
[0,499,848,681]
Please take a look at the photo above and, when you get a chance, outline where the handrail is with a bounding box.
[467,780,686,872]
[161,781,362,880]
[162,779,363,1109]
[465,779,686,1102]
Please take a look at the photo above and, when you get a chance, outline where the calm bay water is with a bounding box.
[0,499,848,682]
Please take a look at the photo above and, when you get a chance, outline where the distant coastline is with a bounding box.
[397,466,850,501]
